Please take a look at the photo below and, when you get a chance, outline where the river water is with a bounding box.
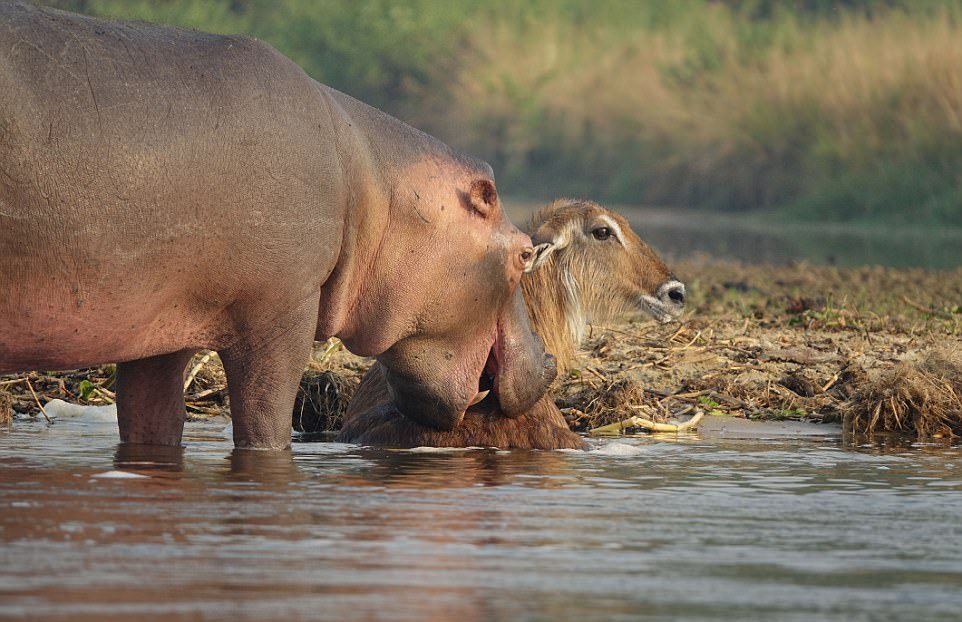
[2,415,962,621]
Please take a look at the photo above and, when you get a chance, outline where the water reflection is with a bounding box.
[113,443,185,473]
[225,448,302,484]
[2,417,962,621]
[619,208,962,268]
[340,448,578,489]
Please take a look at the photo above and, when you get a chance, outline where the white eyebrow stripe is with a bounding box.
[597,214,625,246]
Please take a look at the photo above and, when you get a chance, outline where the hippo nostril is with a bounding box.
[519,247,535,272]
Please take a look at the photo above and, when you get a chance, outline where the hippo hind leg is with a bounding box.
[219,297,318,450]
[117,349,198,446]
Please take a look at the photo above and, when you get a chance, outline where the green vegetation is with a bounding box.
[39,0,962,225]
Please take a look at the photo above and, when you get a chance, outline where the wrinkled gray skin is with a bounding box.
[0,2,554,449]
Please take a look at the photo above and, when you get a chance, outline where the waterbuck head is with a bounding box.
[521,199,685,370]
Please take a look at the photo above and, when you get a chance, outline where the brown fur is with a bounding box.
[337,200,682,449]
[338,365,585,449]
[522,199,675,372]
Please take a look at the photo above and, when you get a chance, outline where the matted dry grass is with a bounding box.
[292,370,359,436]
[0,390,12,426]
[846,349,962,438]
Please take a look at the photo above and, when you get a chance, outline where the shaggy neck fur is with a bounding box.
[521,253,585,375]
[520,215,640,376]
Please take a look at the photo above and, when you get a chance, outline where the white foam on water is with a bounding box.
[293,441,357,456]
[404,446,487,453]
[587,442,647,457]
[90,470,148,479]
[42,399,117,422]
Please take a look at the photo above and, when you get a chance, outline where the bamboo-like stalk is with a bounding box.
[590,411,704,436]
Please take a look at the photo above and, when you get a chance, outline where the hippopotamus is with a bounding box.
[0,2,554,449]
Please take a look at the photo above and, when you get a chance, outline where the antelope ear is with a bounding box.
[527,221,572,272]
[525,242,556,272]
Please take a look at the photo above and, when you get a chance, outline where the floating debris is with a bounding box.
[590,411,704,435]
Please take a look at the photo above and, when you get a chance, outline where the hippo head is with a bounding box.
[351,160,556,431]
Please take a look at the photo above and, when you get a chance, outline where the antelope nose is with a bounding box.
[661,281,686,307]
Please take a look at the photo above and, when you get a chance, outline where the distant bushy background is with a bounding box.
[38,0,962,225]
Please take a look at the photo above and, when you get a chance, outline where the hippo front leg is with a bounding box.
[117,349,198,446]
[220,298,319,450]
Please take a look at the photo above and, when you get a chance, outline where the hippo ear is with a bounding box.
[467,179,499,216]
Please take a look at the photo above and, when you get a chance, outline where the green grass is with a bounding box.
[37,0,962,226]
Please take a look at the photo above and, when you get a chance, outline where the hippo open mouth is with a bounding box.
[470,344,499,408]
[469,311,556,415]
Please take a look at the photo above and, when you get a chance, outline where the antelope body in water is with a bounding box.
[337,200,685,449]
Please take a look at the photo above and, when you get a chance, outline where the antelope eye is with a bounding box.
[592,227,611,241]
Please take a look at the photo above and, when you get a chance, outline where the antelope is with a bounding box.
[336,199,685,449]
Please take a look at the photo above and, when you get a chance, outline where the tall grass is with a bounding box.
[36,0,962,225]
[414,3,962,224]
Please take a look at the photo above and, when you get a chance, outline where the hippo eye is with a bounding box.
[591,227,611,241]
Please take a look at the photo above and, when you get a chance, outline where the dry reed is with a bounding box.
[846,348,962,438]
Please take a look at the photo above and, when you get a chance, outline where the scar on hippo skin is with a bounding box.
[337,199,686,449]
[0,1,553,449]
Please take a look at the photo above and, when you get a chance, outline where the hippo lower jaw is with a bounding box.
[481,310,557,418]
[468,343,556,416]
[384,332,555,430]
[382,288,555,430]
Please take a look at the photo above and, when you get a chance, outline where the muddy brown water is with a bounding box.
[2,414,962,621]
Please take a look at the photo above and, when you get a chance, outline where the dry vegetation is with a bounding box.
[411,4,962,223]
[554,257,962,439]
[846,349,962,438]
[3,258,960,440]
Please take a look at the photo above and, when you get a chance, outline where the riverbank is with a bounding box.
[556,257,962,439]
[3,259,961,440]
